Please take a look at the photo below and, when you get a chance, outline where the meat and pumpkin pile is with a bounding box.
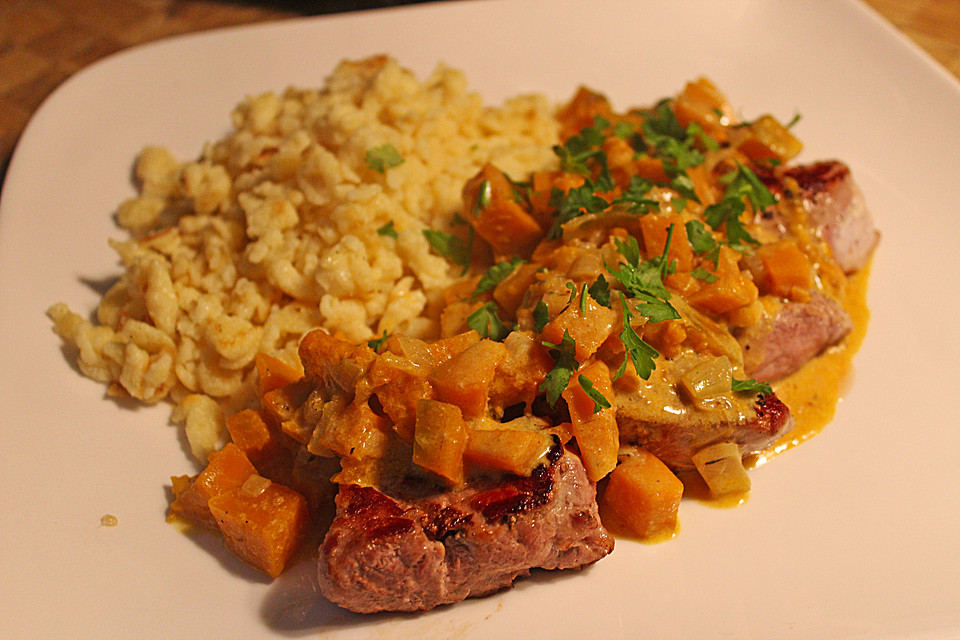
[169,77,877,612]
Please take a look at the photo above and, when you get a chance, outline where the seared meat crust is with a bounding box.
[318,448,613,613]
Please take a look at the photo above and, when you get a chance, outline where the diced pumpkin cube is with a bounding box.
[540,290,617,362]
[255,352,302,395]
[368,352,434,441]
[562,359,619,482]
[756,239,813,298]
[438,300,482,338]
[225,409,281,465]
[492,262,542,318]
[426,330,481,366]
[556,86,614,140]
[208,479,309,578]
[297,328,376,388]
[260,378,313,426]
[169,443,257,528]
[600,449,684,539]
[733,114,803,163]
[307,395,391,461]
[487,331,555,408]
[672,76,738,141]
[465,428,554,476]
[463,164,543,258]
[691,441,751,496]
[686,246,757,314]
[412,399,467,485]
[428,339,508,419]
[639,213,695,271]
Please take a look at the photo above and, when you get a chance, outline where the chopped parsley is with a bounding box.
[472,258,524,299]
[532,300,550,333]
[605,235,680,323]
[367,330,390,352]
[612,176,659,214]
[376,220,398,239]
[467,302,511,342]
[732,377,773,398]
[578,374,612,413]
[365,144,404,173]
[690,267,719,283]
[614,291,660,381]
[588,274,611,308]
[423,229,471,272]
[703,161,776,249]
[539,330,579,407]
[472,179,492,216]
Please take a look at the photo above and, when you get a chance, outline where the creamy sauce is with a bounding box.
[684,260,872,510]
[754,261,872,466]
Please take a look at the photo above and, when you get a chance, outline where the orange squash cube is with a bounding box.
[254,352,302,395]
[562,359,619,482]
[428,339,508,419]
[756,239,813,298]
[208,478,309,578]
[600,449,683,539]
[169,443,257,528]
[225,409,281,466]
[639,213,695,271]
[412,399,467,485]
[540,291,617,362]
[465,428,554,476]
[463,164,543,258]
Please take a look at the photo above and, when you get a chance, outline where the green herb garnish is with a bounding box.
[539,330,580,406]
[732,377,773,397]
[376,221,398,239]
[578,374,612,413]
[532,300,550,333]
[365,144,404,173]
[472,257,524,299]
[467,302,511,342]
[423,229,471,271]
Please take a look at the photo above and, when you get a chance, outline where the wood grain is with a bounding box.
[1,0,958,185]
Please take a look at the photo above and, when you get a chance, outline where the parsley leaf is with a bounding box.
[721,160,777,213]
[366,144,404,173]
[539,330,579,406]
[533,300,550,333]
[690,267,719,283]
[703,198,759,249]
[423,229,471,271]
[548,182,610,237]
[732,377,773,397]
[588,274,611,308]
[472,257,524,299]
[472,179,492,216]
[578,374,612,413]
[612,175,659,214]
[605,236,680,322]
[555,115,610,176]
[367,330,390,352]
[467,302,511,342]
[614,292,660,381]
[376,221,398,239]
[685,219,719,255]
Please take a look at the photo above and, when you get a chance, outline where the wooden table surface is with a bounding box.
[1,0,958,187]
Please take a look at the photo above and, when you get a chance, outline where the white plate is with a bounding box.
[2,1,959,638]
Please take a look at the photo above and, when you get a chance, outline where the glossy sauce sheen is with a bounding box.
[758,262,872,464]
[681,263,871,511]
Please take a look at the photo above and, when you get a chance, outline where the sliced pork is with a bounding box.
[737,292,853,382]
[318,447,613,613]
[759,160,879,273]
[614,391,793,470]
